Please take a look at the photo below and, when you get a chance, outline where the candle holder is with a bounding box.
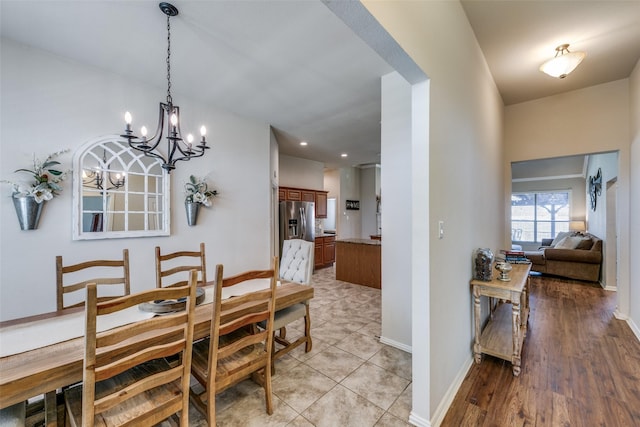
[495,261,513,281]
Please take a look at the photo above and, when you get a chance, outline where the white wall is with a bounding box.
[0,38,272,321]
[629,59,640,338]
[323,169,340,198]
[585,152,619,238]
[359,165,379,238]
[362,3,505,424]
[585,152,619,286]
[338,167,361,239]
[504,80,632,320]
[278,154,325,190]
[380,72,413,351]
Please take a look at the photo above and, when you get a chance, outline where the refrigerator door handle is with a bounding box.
[300,207,306,238]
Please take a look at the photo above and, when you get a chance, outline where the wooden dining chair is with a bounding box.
[268,240,313,371]
[64,270,198,427]
[190,257,278,426]
[56,249,131,311]
[155,242,207,288]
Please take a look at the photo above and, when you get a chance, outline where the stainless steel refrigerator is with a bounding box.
[279,201,315,256]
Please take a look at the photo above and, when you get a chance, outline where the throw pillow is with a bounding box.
[575,238,593,250]
[551,231,572,247]
[555,236,582,249]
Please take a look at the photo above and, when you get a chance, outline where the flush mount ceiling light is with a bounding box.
[120,2,209,173]
[539,44,586,79]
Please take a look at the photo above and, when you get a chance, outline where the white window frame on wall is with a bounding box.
[72,135,170,240]
[511,190,572,243]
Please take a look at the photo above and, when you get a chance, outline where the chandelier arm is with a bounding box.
[145,102,168,148]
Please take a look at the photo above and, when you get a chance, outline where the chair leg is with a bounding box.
[304,305,312,352]
[279,326,286,339]
[270,331,277,376]
[264,365,273,415]
[44,391,57,427]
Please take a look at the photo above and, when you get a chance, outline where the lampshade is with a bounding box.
[569,220,586,232]
[540,44,586,79]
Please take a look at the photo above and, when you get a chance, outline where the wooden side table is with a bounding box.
[470,263,531,376]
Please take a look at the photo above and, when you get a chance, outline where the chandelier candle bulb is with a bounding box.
[124,111,132,132]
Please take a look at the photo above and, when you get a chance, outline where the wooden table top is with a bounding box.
[0,282,313,408]
[469,263,531,292]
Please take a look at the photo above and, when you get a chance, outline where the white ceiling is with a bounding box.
[1,1,639,171]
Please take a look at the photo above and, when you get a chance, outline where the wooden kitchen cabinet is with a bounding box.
[279,186,328,219]
[314,235,335,269]
[323,236,335,264]
[301,190,316,202]
[286,189,302,201]
[315,239,324,269]
[315,191,328,218]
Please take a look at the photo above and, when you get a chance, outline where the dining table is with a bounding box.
[0,280,313,411]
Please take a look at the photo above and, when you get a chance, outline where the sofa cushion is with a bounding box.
[550,231,573,247]
[575,237,594,250]
[525,251,545,265]
[544,248,601,264]
[555,236,583,249]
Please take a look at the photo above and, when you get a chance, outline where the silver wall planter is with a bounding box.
[185,202,200,226]
[12,196,45,230]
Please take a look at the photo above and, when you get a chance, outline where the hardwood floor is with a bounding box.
[442,275,640,426]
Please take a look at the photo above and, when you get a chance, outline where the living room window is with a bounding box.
[511,191,570,243]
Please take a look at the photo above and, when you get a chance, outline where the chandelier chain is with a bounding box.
[166,14,172,104]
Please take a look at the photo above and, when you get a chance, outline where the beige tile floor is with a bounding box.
[185,266,413,426]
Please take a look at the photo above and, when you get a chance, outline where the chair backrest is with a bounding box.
[280,239,314,285]
[155,242,207,288]
[56,249,131,311]
[81,271,197,426]
[206,257,278,394]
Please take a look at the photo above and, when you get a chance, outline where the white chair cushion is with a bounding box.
[259,303,307,330]
[280,239,314,285]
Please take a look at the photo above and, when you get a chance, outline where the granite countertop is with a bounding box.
[336,238,381,246]
[316,233,336,238]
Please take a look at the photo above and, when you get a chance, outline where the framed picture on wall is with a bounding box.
[346,200,360,210]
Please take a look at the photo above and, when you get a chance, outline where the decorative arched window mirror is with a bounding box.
[73,135,170,240]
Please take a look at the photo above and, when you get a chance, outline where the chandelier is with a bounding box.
[82,150,126,191]
[539,44,586,79]
[121,2,209,173]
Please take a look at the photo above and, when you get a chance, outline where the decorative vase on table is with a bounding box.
[12,195,46,230]
[473,248,494,281]
[185,202,200,226]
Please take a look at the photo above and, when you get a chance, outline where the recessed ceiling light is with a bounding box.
[341,153,348,158]
[300,141,308,146]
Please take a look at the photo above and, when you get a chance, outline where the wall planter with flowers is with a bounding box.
[1,150,69,230]
[184,175,217,226]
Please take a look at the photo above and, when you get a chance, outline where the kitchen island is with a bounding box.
[335,238,381,288]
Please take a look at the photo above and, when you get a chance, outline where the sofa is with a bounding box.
[524,232,602,282]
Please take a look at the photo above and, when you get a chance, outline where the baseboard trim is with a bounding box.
[627,317,640,342]
[429,355,474,427]
[379,336,412,353]
[603,285,617,292]
[409,411,431,427]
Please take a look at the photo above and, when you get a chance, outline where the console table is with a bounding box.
[470,262,531,376]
